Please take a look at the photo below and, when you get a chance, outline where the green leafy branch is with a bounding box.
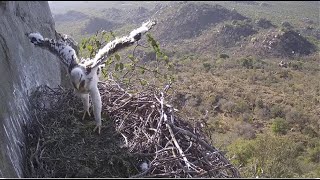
[79,30,175,90]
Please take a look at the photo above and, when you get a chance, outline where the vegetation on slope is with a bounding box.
[47,1,320,178]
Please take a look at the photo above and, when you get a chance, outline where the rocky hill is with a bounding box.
[153,3,247,42]
[81,17,120,34]
[53,10,88,22]
[145,2,319,58]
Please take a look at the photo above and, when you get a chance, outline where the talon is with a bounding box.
[82,110,91,120]
[93,125,101,134]
[82,111,86,120]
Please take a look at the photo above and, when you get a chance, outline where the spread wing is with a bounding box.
[27,32,79,71]
[55,31,80,56]
[89,20,157,69]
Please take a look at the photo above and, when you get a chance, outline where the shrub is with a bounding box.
[227,138,254,166]
[255,98,264,109]
[270,105,285,118]
[278,70,293,79]
[219,53,230,59]
[255,107,271,120]
[285,108,306,129]
[203,62,211,72]
[290,61,303,70]
[221,100,237,114]
[227,134,303,178]
[271,117,289,135]
[240,57,267,69]
[241,57,254,69]
[235,100,250,114]
[235,121,256,140]
[308,143,320,163]
[302,126,318,138]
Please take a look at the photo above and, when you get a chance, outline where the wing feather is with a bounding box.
[56,31,80,56]
[27,32,79,70]
[89,20,156,69]
[27,20,156,73]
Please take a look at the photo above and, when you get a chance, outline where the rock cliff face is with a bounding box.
[0,1,62,177]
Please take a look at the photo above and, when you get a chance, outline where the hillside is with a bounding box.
[46,1,320,178]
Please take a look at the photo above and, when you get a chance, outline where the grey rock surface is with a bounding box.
[0,1,63,177]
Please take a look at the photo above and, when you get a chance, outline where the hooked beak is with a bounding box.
[72,82,79,90]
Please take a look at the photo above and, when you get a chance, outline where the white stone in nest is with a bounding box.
[140,162,149,171]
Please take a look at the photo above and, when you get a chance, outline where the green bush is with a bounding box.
[219,53,230,59]
[239,57,267,69]
[227,134,303,178]
[241,57,254,69]
[271,117,289,135]
[308,144,320,163]
[227,138,254,166]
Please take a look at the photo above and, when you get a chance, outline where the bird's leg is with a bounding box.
[80,93,91,120]
[89,86,102,134]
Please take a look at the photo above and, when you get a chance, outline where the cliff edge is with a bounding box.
[0,1,63,177]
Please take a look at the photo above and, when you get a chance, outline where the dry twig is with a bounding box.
[25,79,240,178]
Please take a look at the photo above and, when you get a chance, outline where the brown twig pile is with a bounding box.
[25,79,240,178]
[25,84,138,178]
[100,79,240,178]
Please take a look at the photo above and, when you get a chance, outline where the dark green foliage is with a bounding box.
[79,30,174,89]
[227,134,303,178]
[79,30,111,59]
[256,18,276,29]
[219,53,230,59]
[307,143,320,163]
[241,57,254,69]
[271,117,288,135]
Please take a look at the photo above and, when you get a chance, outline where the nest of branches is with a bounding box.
[24,79,240,178]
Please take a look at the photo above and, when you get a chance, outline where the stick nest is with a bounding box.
[24,79,240,178]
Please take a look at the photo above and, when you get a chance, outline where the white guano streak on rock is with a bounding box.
[3,83,30,177]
